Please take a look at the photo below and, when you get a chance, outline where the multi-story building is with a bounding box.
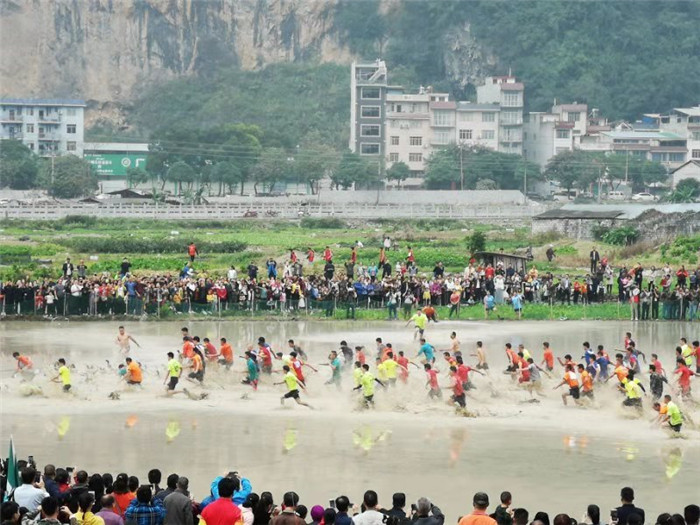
[385,88,446,173]
[0,98,86,156]
[594,129,687,169]
[476,76,524,155]
[350,63,525,176]
[524,103,590,167]
[349,60,390,159]
[643,106,700,162]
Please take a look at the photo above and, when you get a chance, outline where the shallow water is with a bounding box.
[1,319,699,517]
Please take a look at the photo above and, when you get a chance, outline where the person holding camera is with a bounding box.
[410,498,443,525]
[13,467,48,513]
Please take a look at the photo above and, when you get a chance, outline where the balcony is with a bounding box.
[7,133,23,140]
[501,119,523,126]
[0,114,23,123]
[38,133,59,141]
[38,115,61,124]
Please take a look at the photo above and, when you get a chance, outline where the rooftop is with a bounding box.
[671,160,700,173]
[430,101,457,110]
[535,203,700,221]
[673,106,700,117]
[83,142,149,152]
[0,98,86,107]
[601,130,684,140]
[500,83,525,91]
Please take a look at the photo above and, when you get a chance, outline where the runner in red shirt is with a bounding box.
[424,363,441,399]
[674,358,695,397]
[257,337,275,374]
[355,346,366,366]
[323,246,333,262]
[203,338,218,361]
[187,242,199,262]
[449,366,466,409]
[306,247,315,263]
[397,351,411,383]
[455,355,484,391]
[290,249,298,263]
[407,246,415,263]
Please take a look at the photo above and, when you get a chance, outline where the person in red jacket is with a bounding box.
[201,478,242,525]
[187,242,199,262]
[306,247,315,263]
[323,246,333,262]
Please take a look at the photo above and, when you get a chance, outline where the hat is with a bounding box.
[473,492,489,507]
[311,505,325,522]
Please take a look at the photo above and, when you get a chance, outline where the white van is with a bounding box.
[607,190,626,200]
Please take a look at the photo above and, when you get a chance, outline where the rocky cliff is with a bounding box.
[0,0,353,122]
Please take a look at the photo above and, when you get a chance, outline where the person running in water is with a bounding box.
[116,326,141,354]
[353,364,384,409]
[275,365,312,409]
[472,341,488,370]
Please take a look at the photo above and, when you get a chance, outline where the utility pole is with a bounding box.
[459,143,464,191]
[523,162,527,196]
[624,150,629,184]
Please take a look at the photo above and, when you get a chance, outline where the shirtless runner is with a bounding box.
[116,325,141,354]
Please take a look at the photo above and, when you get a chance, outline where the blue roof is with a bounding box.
[0,98,86,107]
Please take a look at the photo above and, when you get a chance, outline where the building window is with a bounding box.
[27,108,33,116]
[27,143,34,150]
[409,153,423,162]
[409,120,422,129]
[692,132,700,141]
[391,104,402,113]
[481,130,495,140]
[567,112,581,122]
[459,112,475,122]
[669,152,685,162]
[433,111,454,127]
[502,111,521,124]
[67,141,77,151]
[459,129,473,140]
[556,129,570,139]
[391,136,399,145]
[361,87,380,99]
[409,136,422,146]
[26,124,34,133]
[692,149,700,159]
[389,153,399,162]
[433,131,451,145]
[503,93,521,106]
[482,112,495,122]
[360,143,380,155]
[361,125,380,137]
[67,108,77,116]
[67,124,76,134]
[361,106,381,118]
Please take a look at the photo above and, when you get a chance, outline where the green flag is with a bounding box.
[5,436,19,500]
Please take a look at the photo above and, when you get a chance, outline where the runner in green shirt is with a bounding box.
[662,394,684,432]
[353,364,385,409]
[275,365,312,408]
[164,352,182,395]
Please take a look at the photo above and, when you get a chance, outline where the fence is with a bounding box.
[0,202,551,221]
[1,291,697,322]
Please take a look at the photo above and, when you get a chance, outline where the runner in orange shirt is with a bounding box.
[577,363,594,400]
[12,352,33,373]
[606,353,629,386]
[554,364,581,406]
[124,357,143,386]
[355,346,366,366]
[181,337,195,359]
[541,342,554,371]
[218,337,234,369]
[188,352,204,383]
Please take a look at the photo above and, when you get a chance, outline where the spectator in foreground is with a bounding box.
[616,487,645,525]
[124,486,165,525]
[457,493,496,525]
[201,478,241,525]
[412,497,444,525]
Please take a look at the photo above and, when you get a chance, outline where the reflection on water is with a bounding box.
[2,412,696,517]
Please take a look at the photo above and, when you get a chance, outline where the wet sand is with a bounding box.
[1,319,698,516]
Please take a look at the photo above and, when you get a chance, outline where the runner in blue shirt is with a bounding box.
[416,338,435,363]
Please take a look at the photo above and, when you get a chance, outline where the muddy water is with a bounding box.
[1,319,698,517]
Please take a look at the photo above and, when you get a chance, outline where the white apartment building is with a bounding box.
[594,129,687,169]
[644,106,700,162]
[0,98,86,156]
[476,76,524,155]
[351,63,526,177]
[524,103,589,167]
[385,89,447,173]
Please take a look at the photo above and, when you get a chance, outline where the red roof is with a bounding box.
[555,122,575,129]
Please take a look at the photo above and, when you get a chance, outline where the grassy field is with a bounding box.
[0,216,697,283]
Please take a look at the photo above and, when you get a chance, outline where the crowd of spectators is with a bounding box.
[2,465,697,525]
[1,249,700,321]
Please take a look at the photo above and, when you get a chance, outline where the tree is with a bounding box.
[386,161,410,188]
[126,167,148,188]
[251,148,290,194]
[167,161,196,194]
[40,155,97,198]
[0,140,39,189]
[331,151,375,190]
[294,144,339,194]
[668,178,700,203]
[467,231,486,255]
[211,161,243,196]
[424,147,460,189]
[544,150,599,195]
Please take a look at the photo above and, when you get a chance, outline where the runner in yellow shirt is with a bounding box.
[353,361,364,387]
[51,358,72,392]
[406,310,428,340]
[382,351,407,387]
[353,364,385,408]
[164,352,183,395]
[375,357,388,382]
[274,365,312,409]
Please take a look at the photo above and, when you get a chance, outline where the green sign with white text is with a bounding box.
[84,153,147,176]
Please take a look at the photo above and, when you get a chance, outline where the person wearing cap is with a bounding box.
[457,493,496,525]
